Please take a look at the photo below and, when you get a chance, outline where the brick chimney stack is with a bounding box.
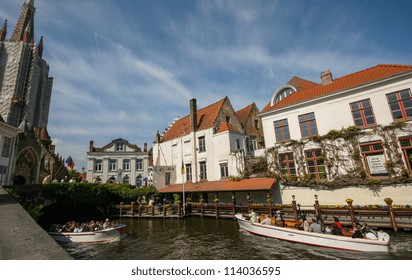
[190,98,197,132]
[321,69,333,85]
[144,143,147,152]
[189,98,198,183]
[89,141,94,152]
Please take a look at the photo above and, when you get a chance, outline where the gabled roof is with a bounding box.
[236,103,255,125]
[262,64,412,114]
[159,177,276,193]
[160,97,228,142]
[215,121,240,134]
[94,138,141,152]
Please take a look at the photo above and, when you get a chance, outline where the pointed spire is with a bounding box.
[23,20,32,43]
[37,35,43,57]
[0,19,7,41]
[10,0,35,42]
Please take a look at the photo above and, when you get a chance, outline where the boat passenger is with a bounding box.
[309,218,322,233]
[248,209,257,223]
[274,210,284,227]
[363,225,378,240]
[73,222,82,233]
[351,225,363,239]
[103,218,111,229]
[331,223,343,235]
[333,217,343,230]
[260,215,272,225]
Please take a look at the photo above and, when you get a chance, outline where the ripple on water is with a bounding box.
[58,217,412,260]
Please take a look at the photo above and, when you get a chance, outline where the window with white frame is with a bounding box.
[123,159,130,171]
[109,159,117,171]
[116,143,125,151]
[136,159,143,170]
[220,163,229,178]
[185,163,192,181]
[198,136,206,152]
[199,161,207,180]
[94,160,102,172]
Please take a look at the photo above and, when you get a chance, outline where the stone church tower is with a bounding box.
[0,0,67,184]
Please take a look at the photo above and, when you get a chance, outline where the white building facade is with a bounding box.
[86,138,149,187]
[260,64,412,206]
[152,97,253,190]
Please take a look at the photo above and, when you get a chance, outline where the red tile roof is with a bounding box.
[235,103,255,125]
[262,64,412,113]
[215,121,239,134]
[160,97,227,142]
[159,177,276,193]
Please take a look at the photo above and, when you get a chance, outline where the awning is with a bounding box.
[158,177,276,194]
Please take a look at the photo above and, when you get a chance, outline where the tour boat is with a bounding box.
[49,224,126,243]
[235,214,390,252]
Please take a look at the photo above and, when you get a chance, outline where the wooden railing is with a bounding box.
[113,198,412,231]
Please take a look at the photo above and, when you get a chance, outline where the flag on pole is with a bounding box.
[181,160,185,175]
[65,156,75,170]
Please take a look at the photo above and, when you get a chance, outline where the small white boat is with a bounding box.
[49,224,126,243]
[235,214,390,252]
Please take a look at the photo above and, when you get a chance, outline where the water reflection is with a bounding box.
[60,217,412,260]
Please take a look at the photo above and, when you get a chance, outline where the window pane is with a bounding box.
[364,108,373,117]
[355,119,364,126]
[353,111,361,119]
[350,102,359,110]
[387,93,397,102]
[403,99,412,109]
[405,108,412,118]
[307,160,314,166]
[393,110,403,119]
[390,103,400,111]
[365,116,375,125]
[301,126,308,137]
[361,99,371,108]
[400,90,411,99]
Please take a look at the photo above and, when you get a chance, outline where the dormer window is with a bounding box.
[116,143,125,151]
[271,86,297,106]
[226,116,231,123]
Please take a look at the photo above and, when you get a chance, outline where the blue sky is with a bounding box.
[1,0,412,171]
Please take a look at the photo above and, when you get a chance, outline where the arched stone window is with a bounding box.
[136,174,143,188]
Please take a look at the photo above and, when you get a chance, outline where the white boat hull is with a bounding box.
[49,224,126,243]
[235,214,390,252]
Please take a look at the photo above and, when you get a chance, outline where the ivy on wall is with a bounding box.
[243,123,412,188]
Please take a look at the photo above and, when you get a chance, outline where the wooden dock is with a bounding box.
[113,200,412,231]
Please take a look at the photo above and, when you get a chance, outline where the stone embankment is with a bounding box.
[0,186,71,260]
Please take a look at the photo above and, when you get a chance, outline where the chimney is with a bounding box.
[190,98,197,132]
[89,141,94,152]
[321,70,333,85]
[155,130,161,144]
[144,143,147,152]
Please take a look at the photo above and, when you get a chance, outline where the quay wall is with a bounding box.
[0,186,72,260]
[277,184,412,208]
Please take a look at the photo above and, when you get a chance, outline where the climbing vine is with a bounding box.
[245,123,412,188]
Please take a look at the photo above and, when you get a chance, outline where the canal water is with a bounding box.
[60,217,412,260]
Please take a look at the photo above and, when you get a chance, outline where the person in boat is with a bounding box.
[260,215,272,225]
[362,224,378,240]
[309,218,322,233]
[351,225,363,238]
[248,209,257,223]
[295,215,309,231]
[73,222,83,233]
[103,218,111,229]
[331,223,343,235]
[331,217,346,234]
[274,210,284,227]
